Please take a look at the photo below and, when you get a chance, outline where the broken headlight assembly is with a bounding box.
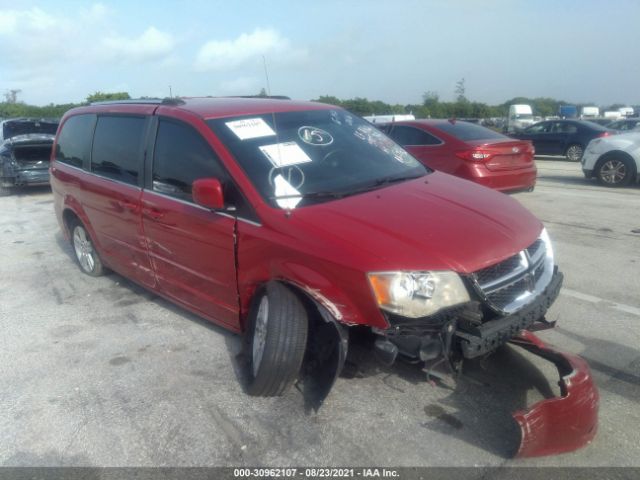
[368,271,470,318]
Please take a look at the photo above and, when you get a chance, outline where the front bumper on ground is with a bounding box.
[509,331,599,457]
[456,268,563,358]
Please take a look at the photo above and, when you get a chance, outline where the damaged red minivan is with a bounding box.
[51,98,597,457]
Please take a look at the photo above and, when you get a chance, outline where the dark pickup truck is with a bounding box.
[0,118,59,195]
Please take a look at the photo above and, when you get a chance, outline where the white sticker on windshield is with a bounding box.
[274,174,302,209]
[259,142,312,168]
[225,117,276,140]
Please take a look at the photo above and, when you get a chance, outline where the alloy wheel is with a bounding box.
[566,145,583,162]
[73,226,96,273]
[599,159,627,185]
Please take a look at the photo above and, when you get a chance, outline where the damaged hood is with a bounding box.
[283,172,542,274]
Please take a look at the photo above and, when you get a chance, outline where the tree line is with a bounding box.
[0,91,131,119]
[0,88,634,120]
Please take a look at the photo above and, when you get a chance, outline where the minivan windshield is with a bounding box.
[208,109,428,208]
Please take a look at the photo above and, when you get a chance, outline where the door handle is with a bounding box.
[142,207,165,221]
[117,199,139,213]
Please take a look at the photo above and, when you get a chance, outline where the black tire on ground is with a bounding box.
[565,144,584,162]
[70,220,105,276]
[244,282,308,397]
[595,154,636,188]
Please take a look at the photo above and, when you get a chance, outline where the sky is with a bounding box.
[1,0,639,107]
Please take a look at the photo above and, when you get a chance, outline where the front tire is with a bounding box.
[71,221,105,276]
[244,282,308,397]
[596,155,635,187]
[565,144,583,162]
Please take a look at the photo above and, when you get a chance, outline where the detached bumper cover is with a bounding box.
[510,331,599,458]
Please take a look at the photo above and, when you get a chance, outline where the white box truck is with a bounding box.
[507,104,535,133]
[618,107,634,117]
[581,106,599,119]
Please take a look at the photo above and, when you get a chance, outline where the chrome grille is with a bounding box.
[471,236,553,314]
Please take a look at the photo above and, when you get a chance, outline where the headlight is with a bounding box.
[540,227,554,264]
[368,271,470,318]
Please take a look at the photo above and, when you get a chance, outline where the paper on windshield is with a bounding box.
[259,142,312,168]
[274,174,302,209]
[225,117,276,140]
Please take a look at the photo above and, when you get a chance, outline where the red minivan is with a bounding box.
[50,98,597,457]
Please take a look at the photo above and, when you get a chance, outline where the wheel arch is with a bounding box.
[270,279,350,410]
[60,198,105,256]
[596,149,637,171]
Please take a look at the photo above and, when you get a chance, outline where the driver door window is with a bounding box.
[152,119,225,202]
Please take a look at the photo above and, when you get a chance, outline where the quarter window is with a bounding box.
[91,116,145,185]
[55,114,96,169]
[152,119,226,201]
[386,126,442,146]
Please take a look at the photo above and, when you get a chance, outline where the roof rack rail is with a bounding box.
[89,98,185,106]
[230,95,291,100]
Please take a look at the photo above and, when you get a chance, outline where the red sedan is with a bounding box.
[379,119,537,192]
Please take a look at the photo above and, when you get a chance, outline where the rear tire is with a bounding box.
[244,282,308,397]
[70,221,105,276]
[596,154,635,187]
[565,144,583,162]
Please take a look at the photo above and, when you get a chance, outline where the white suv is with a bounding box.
[582,129,640,187]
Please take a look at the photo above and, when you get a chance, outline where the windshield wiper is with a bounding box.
[269,174,425,202]
[372,173,425,187]
[269,191,347,200]
[345,173,426,195]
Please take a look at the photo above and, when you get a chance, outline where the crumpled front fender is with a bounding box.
[510,331,599,458]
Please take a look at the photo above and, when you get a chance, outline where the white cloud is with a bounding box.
[101,26,176,63]
[194,28,307,72]
[218,77,261,95]
[81,3,109,21]
[0,7,61,35]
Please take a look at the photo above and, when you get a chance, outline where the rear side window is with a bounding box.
[386,126,442,146]
[55,114,95,168]
[553,122,577,134]
[526,122,551,134]
[152,119,226,201]
[436,121,507,141]
[91,116,145,186]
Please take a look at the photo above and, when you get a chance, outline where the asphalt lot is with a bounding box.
[1,158,639,468]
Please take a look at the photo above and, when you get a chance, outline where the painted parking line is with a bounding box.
[561,288,640,317]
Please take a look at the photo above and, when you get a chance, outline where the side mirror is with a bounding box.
[192,178,224,210]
